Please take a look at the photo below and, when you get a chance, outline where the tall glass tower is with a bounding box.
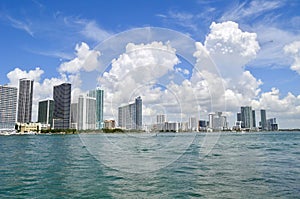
[0,85,18,130]
[88,88,104,129]
[38,99,54,127]
[260,109,267,131]
[17,78,34,123]
[241,106,253,129]
[135,96,142,130]
[53,83,71,129]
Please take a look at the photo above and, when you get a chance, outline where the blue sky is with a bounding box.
[1,0,300,128]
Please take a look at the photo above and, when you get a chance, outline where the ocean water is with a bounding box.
[0,132,299,198]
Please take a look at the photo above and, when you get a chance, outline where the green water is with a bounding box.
[0,132,299,198]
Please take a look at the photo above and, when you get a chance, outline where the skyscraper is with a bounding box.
[241,106,253,129]
[260,109,267,131]
[17,78,34,123]
[38,99,54,127]
[70,103,78,129]
[0,85,18,130]
[53,83,71,129]
[88,88,104,129]
[77,95,96,130]
[252,110,256,128]
[118,96,142,130]
[135,96,142,129]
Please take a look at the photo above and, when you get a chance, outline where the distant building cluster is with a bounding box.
[0,78,279,133]
[232,106,278,131]
[0,79,143,133]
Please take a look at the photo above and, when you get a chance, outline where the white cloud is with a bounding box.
[204,21,260,79]
[5,15,34,37]
[79,20,111,42]
[251,88,300,128]
[7,67,44,87]
[98,41,181,122]
[59,42,101,73]
[220,0,283,22]
[284,41,300,74]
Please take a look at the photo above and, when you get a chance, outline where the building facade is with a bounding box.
[104,120,116,129]
[70,103,78,129]
[88,88,104,129]
[241,106,253,129]
[53,83,71,129]
[0,85,18,130]
[118,96,142,130]
[17,78,34,123]
[157,114,166,124]
[260,109,267,131]
[77,95,96,130]
[267,118,278,131]
[188,117,198,131]
[38,99,54,127]
[208,112,228,131]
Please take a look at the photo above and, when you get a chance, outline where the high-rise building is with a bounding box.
[208,112,227,131]
[0,85,18,130]
[118,96,142,130]
[267,118,278,131]
[252,110,256,128]
[157,114,166,124]
[88,88,104,129]
[53,83,71,129]
[38,99,54,127]
[77,95,96,130]
[260,109,267,131]
[237,112,242,122]
[17,78,34,123]
[188,117,198,131]
[135,96,142,129]
[241,106,253,129]
[70,103,78,129]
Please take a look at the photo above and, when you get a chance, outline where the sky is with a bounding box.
[0,0,300,128]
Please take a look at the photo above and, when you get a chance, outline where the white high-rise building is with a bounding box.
[157,114,166,124]
[208,112,227,131]
[188,117,198,131]
[118,96,142,130]
[77,95,96,130]
[0,85,18,130]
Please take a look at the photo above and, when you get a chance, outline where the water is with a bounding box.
[0,132,299,198]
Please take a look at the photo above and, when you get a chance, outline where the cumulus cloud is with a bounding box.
[7,67,44,87]
[98,41,182,121]
[59,42,101,73]
[6,22,300,128]
[204,21,260,79]
[284,41,300,74]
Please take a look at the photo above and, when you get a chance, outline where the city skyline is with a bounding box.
[0,78,281,131]
[0,1,300,128]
